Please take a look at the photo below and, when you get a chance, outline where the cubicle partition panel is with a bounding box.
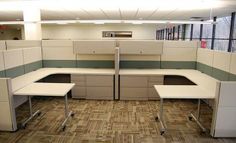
[212,81,236,137]
[5,40,41,50]
[212,51,231,81]
[0,78,17,131]
[119,40,163,69]
[196,48,214,76]
[5,40,43,74]
[42,40,76,68]
[74,40,115,68]
[0,51,5,77]
[23,47,42,73]
[3,49,25,78]
[161,41,198,69]
[229,53,236,81]
[0,41,6,51]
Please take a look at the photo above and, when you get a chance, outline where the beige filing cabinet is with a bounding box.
[71,74,114,100]
[120,75,163,100]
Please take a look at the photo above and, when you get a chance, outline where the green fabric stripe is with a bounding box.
[77,60,114,68]
[0,70,5,77]
[5,66,24,78]
[196,62,213,76]
[43,60,76,68]
[229,73,236,81]
[120,61,160,69]
[161,61,196,69]
[212,67,229,81]
[24,61,42,73]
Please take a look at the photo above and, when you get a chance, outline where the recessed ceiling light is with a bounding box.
[16,19,21,21]
[139,18,143,20]
[76,17,80,20]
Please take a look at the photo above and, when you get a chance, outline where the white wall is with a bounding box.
[42,24,157,40]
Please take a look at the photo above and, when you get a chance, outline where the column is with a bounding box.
[23,6,42,40]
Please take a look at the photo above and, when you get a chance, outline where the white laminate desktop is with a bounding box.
[14,83,75,96]
[12,68,115,92]
[154,85,215,99]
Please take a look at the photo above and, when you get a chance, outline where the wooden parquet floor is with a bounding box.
[0,97,235,143]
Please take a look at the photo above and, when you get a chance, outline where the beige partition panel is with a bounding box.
[0,78,17,131]
[23,47,42,64]
[162,41,198,61]
[197,48,214,67]
[73,40,116,54]
[119,40,163,55]
[6,40,41,50]
[3,49,24,70]
[211,51,231,81]
[42,40,75,60]
[212,51,231,73]
[0,51,5,72]
[0,41,6,50]
[229,53,236,77]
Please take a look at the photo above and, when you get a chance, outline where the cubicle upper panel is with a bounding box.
[0,41,6,51]
[73,40,116,54]
[163,41,199,48]
[119,40,163,55]
[42,40,75,60]
[6,40,41,50]
[42,40,73,47]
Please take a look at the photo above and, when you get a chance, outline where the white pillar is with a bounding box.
[23,7,42,40]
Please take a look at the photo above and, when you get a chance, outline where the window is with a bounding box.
[214,16,231,51]
[185,24,191,39]
[193,24,200,39]
[202,22,213,49]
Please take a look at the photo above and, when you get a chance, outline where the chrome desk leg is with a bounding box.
[189,99,207,133]
[61,94,74,131]
[22,96,41,129]
[155,98,166,135]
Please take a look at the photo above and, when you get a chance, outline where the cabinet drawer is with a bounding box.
[148,88,160,100]
[120,88,147,100]
[148,82,163,87]
[120,76,148,87]
[71,75,86,82]
[86,87,113,100]
[86,75,113,86]
[72,86,86,98]
[148,76,164,82]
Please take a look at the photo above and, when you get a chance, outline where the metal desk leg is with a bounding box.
[21,96,41,129]
[189,99,207,133]
[155,98,166,135]
[61,94,74,131]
